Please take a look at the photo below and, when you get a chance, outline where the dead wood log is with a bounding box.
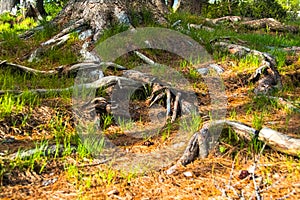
[28,19,87,62]
[166,120,300,174]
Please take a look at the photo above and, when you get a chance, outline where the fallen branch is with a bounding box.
[134,51,157,66]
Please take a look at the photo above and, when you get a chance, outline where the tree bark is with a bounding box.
[0,0,46,17]
[177,0,208,14]
[36,0,47,16]
[0,0,19,14]
[53,0,168,32]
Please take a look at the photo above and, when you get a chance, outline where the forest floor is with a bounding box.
[0,12,300,199]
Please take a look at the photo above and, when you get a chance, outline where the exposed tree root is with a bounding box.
[212,40,282,94]
[0,60,62,75]
[0,76,137,96]
[166,120,300,174]
[42,19,86,47]
[283,46,300,54]
[3,144,77,161]
[201,16,298,33]
[267,96,300,113]
[241,18,299,33]
[205,16,242,25]
[0,60,126,77]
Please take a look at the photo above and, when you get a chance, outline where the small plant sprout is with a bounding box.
[117,117,134,132]
[180,111,202,133]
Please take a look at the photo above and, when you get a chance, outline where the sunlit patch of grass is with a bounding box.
[0,23,10,32]
[167,11,205,27]
[0,93,24,119]
[0,12,15,22]
[231,54,261,73]
[116,117,134,132]
[0,68,74,90]
[268,49,287,72]
[94,167,117,186]
[12,140,49,172]
[180,111,202,134]
[0,31,27,59]
[97,23,129,44]
[0,12,37,32]
[13,17,37,33]
[252,111,265,130]
[229,109,237,120]
[65,163,79,182]
[238,33,300,51]
[101,114,114,130]
[161,122,172,142]
[129,7,157,27]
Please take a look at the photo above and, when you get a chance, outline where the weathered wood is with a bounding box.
[259,127,300,156]
[53,0,168,34]
[267,96,300,113]
[0,61,126,77]
[212,41,282,94]
[207,16,242,25]
[7,144,77,160]
[166,120,300,174]
[0,76,138,96]
[0,60,60,75]
[241,18,299,33]
[283,46,300,53]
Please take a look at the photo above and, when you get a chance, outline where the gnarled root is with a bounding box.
[166,120,300,174]
[212,41,282,94]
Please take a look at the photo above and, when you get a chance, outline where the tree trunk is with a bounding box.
[177,0,208,15]
[0,0,19,14]
[0,0,46,17]
[46,0,169,43]
[36,0,47,16]
[53,0,168,29]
